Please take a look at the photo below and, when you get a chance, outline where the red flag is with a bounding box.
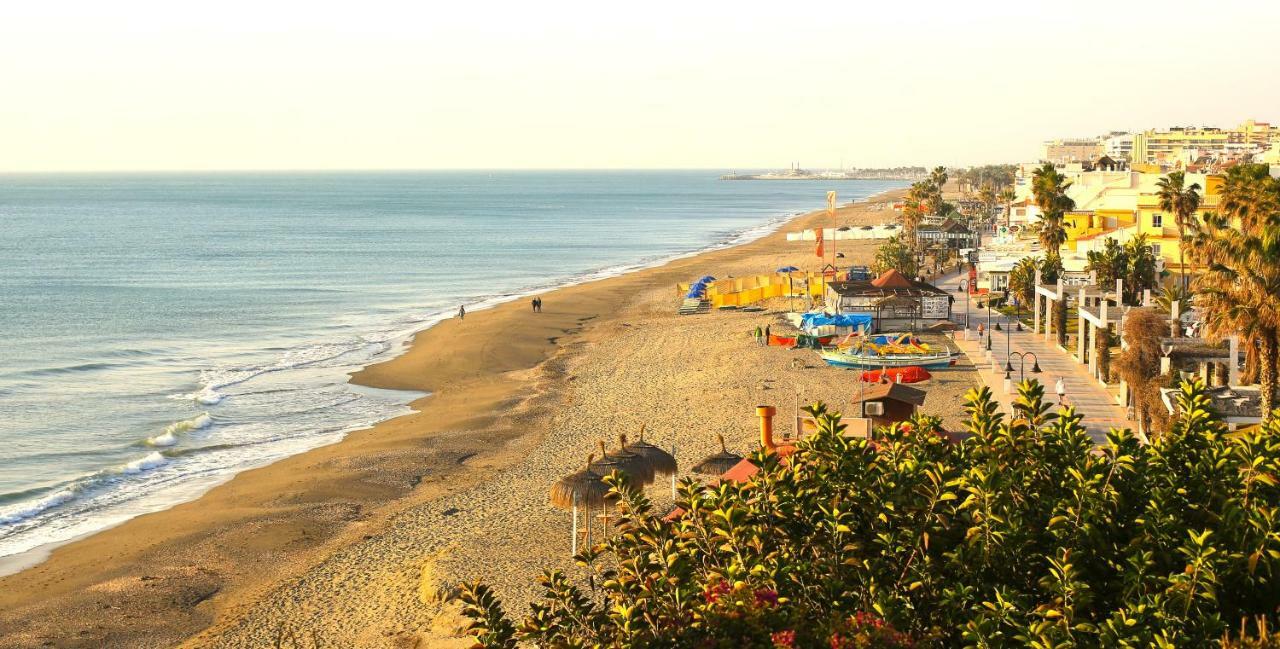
[814,227,824,258]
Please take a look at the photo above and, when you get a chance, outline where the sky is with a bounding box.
[2,0,1278,172]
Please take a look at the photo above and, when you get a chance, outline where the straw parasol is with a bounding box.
[623,426,677,476]
[550,453,611,510]
[692,434,743,475]
[592,438,654,486]
[550,453,612,555]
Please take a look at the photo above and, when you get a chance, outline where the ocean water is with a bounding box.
[0,171,900,567]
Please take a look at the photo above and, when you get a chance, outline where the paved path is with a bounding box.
[936,271,1134,443]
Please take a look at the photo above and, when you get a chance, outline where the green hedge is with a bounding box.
[462,381,1280,648]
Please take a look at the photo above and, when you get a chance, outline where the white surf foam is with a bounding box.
[147,431,177,447]
[146,412,212,447]
[122,452,166,474]
[0,488,78,526]
[168,386,224,405]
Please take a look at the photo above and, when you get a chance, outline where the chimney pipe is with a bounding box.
[756,405,777,452]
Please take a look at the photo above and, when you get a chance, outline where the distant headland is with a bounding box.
[720,163,928,181]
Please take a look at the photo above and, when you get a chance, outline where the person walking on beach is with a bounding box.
[754,325,764,346]
[458,305,466,321]
[531,298,538,313]
[765,324,771,343]
[536,297,543,312]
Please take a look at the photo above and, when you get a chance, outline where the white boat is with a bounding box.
[819,348,957,370]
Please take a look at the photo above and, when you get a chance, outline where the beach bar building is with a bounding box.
[858,382,927,428]
[824,270,952,332]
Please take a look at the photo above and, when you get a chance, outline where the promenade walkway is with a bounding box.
[936,271,1134,443]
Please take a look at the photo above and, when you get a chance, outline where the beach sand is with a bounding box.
[0,188,980,648]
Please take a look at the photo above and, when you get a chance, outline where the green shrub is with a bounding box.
[461,380,1280,648]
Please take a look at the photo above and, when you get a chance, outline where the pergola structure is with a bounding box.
[1075,279,1125,383]
[1158,336,1240,387]
[1030,269,1065,344]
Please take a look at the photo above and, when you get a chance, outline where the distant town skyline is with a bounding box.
[3,0,1279,172]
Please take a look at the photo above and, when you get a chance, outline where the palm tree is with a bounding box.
[901,181,930,255]
[929,166,948,191]
[1154,285,1190,315]
[1155,171,1202,291]
[977,183,997,230]
[1086,237,1127,287]
[1186,164,1280,422]
[1219,163,1280,232]
[1007,257,1038,310]
[999,187,1016,229]
[1122,234,1157,304]
[1031,163,1074,262]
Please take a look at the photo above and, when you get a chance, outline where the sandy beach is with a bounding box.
[0,188,980,648]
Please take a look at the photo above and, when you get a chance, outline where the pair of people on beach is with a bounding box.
[753,324,772,346]
[531,297,543,312]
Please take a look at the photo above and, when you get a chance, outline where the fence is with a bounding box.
[677,273,830,308]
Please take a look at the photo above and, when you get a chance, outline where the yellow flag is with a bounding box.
[826,191,836,216]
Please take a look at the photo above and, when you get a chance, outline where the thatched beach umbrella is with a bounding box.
[591,438,654,486]
[624,427,678,476]
[551,453,611,555]
[692,434,743,476]
[625,426,679,498]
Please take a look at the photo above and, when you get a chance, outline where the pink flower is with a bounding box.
[754,588,779,607]
[702,580,731,604]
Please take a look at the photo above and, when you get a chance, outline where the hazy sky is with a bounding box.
[3,0,1278,172]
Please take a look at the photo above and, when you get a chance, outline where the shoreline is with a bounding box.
[0,201,807,580]
[0,187,930,648]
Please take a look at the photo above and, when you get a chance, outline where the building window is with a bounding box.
[1150,244,1161,257]
[1152,213,1163,228]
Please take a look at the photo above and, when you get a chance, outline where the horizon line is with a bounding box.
[0,165,979,175]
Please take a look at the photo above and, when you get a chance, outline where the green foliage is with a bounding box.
[874,235,917,277]
[1085,238,1127,287]
[1032,163,1075,262]
[1187,163,1280,422]
[1122,234,1158,303]
[461,380,1280,648]
[1085,235,1157,303]
[959,165,1017,192]
[1007,257,1038,309]
[1156,171,1202,291]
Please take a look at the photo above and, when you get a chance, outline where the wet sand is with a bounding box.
[0,187,978,648]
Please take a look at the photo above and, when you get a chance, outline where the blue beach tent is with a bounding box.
[800,312,873,330]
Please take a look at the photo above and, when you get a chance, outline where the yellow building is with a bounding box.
[1055,170,1223,281]
[1134,173,1221,275]
[1132,120,1280,165]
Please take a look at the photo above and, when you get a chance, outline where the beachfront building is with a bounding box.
[1005,165,1227,279]
[824,269,952,332]
[1058,170,1225,278]
[1034,121,1278,170]
[1041,138,1104,165]
[1129,120,1280,166]
[915,218,977,251]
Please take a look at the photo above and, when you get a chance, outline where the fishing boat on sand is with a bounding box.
[819,348,956,369]
[818,332,957,370]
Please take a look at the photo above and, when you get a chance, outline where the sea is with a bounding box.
[0,171,901,571]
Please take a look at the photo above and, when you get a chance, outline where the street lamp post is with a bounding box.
[958,279,971,331]
[1005,313,1012,365]
[985,298,993,351]
[1003,351,1042,384]
[1014,295,1023,331]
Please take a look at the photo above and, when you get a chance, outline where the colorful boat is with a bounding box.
[819,348,957,369]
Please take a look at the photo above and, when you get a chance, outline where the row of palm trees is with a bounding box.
[900,166,952,256]
[1185,164,1280,422]
[1024,161,1280,423]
